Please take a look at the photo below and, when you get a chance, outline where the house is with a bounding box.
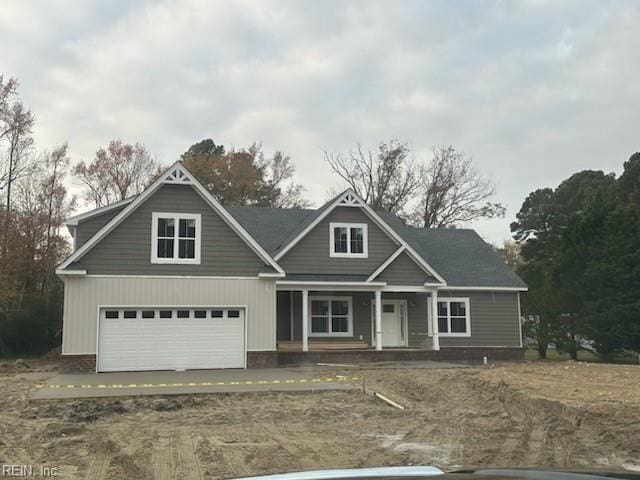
[56,162,527,372]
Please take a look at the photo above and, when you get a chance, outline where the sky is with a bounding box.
[1,0,639,244]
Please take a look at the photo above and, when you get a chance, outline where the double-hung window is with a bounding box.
[309,296,353,337]
[329,222,368,258]
[151,212,201,264]
[437,298,471,337]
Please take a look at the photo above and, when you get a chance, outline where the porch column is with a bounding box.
[431,289,440,351]
[302,289,309,352]
[374,290,383,351]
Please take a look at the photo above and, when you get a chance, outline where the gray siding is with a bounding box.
[79,184,266,276]
[276,290,520,348]
[75,206,126,249]
[62,276,277,354]
[285,291,375,343]
[438,290,521,347]
[279,207,398,276]
[279,291,428,346]
[375,252,436,285]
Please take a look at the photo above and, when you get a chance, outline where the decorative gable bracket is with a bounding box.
[338,192,364,207]
[163,165,193,185]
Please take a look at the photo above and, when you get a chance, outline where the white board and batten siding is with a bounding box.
[62,276,277,357]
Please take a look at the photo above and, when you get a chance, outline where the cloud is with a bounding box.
[1,0,638,243]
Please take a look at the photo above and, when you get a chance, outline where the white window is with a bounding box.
[151,212,201,264]
[437,298,471,337]
[309,296,353,337]
[329,222,368,258]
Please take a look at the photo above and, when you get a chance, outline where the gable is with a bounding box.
[78,183,266,276]
[373,251,437,285]
[75,206,127,249]
[278,206,398,275]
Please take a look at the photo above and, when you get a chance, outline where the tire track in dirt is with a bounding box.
[174,435,204,480]
[151,435,203,480]
[84,454,110,480]
[151,437,173,480]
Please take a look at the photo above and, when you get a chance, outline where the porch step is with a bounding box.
[277,340,368,351]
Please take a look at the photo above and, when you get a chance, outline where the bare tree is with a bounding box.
[410,145,505,228]
[258,149,311,208]
[0,76,36,256]
[0,76,36,205]
[41,144,75,252]
[73,140,157,207]
[325,140,420,213]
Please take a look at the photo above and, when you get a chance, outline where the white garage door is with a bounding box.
[97,307,245,372]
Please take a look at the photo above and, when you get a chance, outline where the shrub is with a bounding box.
[0,297,62,356]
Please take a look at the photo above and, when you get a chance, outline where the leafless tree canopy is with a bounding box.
[326,141,504,228]
[325,140,420,214]
[0,75,36,213]
[410,145,506,228]
[73,139,158,207]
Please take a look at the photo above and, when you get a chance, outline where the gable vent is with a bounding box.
[338,192,363,207]
[163,167,193,184]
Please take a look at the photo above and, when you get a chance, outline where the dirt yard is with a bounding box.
[0,360,638,479]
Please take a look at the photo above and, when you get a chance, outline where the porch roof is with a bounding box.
[281,273,370,282]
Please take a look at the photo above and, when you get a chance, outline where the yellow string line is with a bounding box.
[34,376,360,390]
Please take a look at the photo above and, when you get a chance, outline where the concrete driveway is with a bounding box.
[33,367,360,400]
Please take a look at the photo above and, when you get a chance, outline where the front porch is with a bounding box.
[275,286,442,353]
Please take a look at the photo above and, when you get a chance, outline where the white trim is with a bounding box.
[436,297,471,337]
[272,189,446,285]
[289,291,294,341]
[69,225,77,251]
[443,286,528,292]
[65,197,135,226]
[57,161,284,275]
[85,274,268,280]
[151,212,201,264]
[308,295,354,337]
[278,284,385,293]
[367,246,405,282]
[329,222,369,258]
[277,280,386,287]
[258,272,286,278]
[55,269,87,276]
[440,345,522,348]
[431,289,440,349]
[302,290,309,351]
[374,291,382,350]
[96,303,249,372]
[382,285,430,293]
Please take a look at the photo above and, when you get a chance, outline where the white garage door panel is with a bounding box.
[98,309,245,372]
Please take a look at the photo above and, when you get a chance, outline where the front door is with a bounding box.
[381,300,406,347]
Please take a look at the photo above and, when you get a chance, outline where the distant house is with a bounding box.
[57,162,527,372]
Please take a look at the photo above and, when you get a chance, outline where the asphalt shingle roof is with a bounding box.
[228,206,526,289]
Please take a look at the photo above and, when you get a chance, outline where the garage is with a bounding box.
[97,307,246,372]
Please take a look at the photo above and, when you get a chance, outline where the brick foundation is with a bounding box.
[59,354,97,373]
[277,347,524,366]
[57,348,520,372]
[247,351,279,368]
